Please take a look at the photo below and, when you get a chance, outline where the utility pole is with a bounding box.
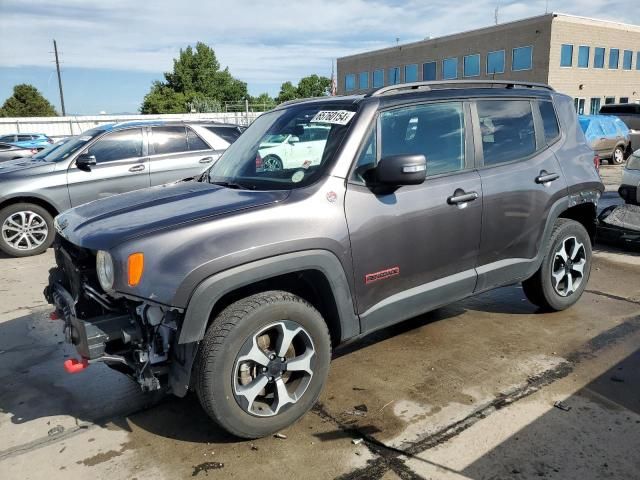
[53,39,66,116]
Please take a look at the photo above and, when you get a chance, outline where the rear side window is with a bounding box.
[477,100,536,166]
[151,126,188,155]
[0,135,15,142]
[380,102,465,176]
[205,126,241,144]
[538,101,560,144]
[88,129,143,163]
[186,128,209,151]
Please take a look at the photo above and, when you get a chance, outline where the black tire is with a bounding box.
[262,155,283,171]
[522,219,592,311]
[611,145,625,165]
[0,203,54,257]
[194,291,331,439]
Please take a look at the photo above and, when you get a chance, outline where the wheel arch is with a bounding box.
[0,196,60,220]
[178,250,360,346]
[558,201,597,241]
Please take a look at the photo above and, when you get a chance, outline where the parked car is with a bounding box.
[258,124,330,170]
[0,133,53,149]
[578,115,630,164]
[44,80,602,439]
[0,142,37,162]
[619,149,640,205]
[599,103,640,151]
[0,120,242,256]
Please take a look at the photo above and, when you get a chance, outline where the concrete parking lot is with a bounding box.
[1,164,638,480]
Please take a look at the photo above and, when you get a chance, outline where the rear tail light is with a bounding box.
[255,153,263,171]
[30,149,38,154]
[594,154,600,172]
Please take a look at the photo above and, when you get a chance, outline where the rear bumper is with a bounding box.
[45,279,132,361]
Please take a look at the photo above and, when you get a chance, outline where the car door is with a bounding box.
[148,126,216,185]
[67,128,150,207]
[345,100,482,333]
[474,98,568,292]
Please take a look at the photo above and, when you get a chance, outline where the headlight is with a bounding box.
[96,250,114,291]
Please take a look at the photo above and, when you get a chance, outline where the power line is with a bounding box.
[53,39,66,116]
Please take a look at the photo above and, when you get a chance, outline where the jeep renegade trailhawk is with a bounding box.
[45,81,603,438]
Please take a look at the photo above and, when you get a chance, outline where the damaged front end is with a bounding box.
[44,235,191,394]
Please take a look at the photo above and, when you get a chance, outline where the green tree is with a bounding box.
[0,84,57,117]
[141,42,248,114]
[250,92,277,110]
[276,75,332,104]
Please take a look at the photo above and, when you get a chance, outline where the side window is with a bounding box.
[17,135,32,141]
[151,126,188,155]
[538,100,560,144]
[186,128,209,151]
[299,126,330,143]
[205,126,241,144]
[88,129,143,163]
[380,102,465,176]
[353,128,377,181]
[477,100,536,166]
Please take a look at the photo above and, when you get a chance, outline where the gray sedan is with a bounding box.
[0,142,35,162]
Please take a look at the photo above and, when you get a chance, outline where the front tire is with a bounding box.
[0,203,54,257]
[262,155,283,171]
[522,219,592,311]
[611,145,625,165]
[194,291,331,439]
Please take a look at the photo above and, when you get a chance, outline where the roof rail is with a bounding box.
[367,80,554,97]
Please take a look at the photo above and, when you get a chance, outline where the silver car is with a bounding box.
[0,120,244,257]
[0,142,36,162]
[620,149,640,205]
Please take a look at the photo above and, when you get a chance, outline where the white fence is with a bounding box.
[0,112,263,139]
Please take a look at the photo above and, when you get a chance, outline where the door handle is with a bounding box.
[199,156,214,164]
[447,190,479,205]
[129,164,145,172]
[535,171,560,184]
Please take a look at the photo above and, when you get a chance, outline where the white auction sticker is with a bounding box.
[310,110,355,125]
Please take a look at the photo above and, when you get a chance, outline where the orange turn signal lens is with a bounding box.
[127,253,144,287]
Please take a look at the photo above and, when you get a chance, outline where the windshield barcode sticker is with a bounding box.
[310,110,355,125]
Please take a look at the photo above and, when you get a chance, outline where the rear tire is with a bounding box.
[0,203,54,257]
[522,219,592,311]
[194,291,331,439]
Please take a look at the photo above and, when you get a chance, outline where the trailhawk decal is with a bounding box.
[365,267,400,284]
[310,110,355,125]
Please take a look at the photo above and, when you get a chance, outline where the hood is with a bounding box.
[0,158,55,175]
[56,181,290,250]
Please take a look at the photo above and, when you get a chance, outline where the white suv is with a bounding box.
[258,125,330,170]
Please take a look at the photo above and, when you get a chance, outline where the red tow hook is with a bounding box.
[64,358,89,374]
[49,311,60,321]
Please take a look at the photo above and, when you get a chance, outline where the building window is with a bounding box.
[574,98,586,115]
[594,47,605,68]
[443,57,458,79]
[578,46,590,68]
[605,96,616,104]
[590,98,601,115]
[487,50,505,74]
[620,97,629,104]
[358,72,369,89]
[637,52,640,70]
[463,54,480,77]
[609,48,619,69]
[404,64,418,83]
[373,69,384,88]
[623,50,633,70]
[423,61,437,80]
[388,67,400,85]
[560,44,573,67]
[512,46,533,71]
[345,74,356,91]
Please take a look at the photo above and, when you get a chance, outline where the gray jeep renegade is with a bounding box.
[45,81,603,438]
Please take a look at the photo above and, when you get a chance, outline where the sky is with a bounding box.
[0,0,638,115]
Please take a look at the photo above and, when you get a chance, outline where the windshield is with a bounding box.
[39,128,104,162]
[207,103,356,190]
[32,138,70,159]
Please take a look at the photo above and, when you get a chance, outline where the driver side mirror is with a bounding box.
[288,136,300,145]
[375,154,427,188]
[76,153,97,171]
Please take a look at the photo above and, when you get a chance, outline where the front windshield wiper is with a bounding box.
[209,180,254,190]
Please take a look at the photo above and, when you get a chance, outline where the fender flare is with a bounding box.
[177,249,360,345]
